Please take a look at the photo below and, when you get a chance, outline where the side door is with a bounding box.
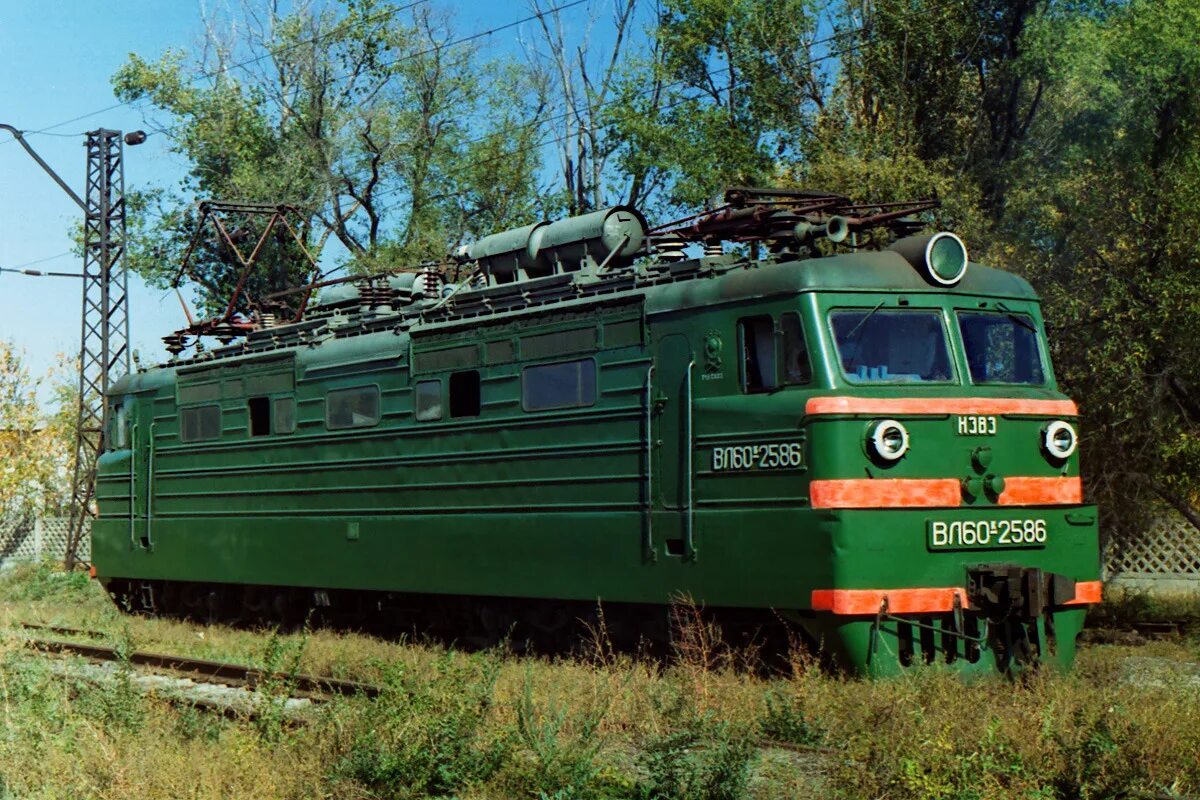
[652,332,695,559]
[129,392,156,551]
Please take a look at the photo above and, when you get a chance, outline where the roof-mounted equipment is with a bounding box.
[889,231,969,286]
[462,206,648,284]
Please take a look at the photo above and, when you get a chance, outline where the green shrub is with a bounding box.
[0,561,95,604]
[508,672,613,799]
[332,651,510,797]
[759,685,825,747]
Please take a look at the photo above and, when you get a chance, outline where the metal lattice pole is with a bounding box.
[64,130,130,568]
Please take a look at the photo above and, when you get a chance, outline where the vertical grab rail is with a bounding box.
[145,422,156,549]
[129,423,137,549]
[643,363,656,562]
[683,359,696,561]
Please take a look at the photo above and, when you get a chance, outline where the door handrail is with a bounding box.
[129,423,137,550]
[145,422,155,549]
[684,359,696,561]
[643,363,655,562]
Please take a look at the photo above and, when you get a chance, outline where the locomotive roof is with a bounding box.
[112,248,1037,395]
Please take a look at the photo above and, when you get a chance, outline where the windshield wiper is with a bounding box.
[995,302,1037,333]
[845,300,885,343]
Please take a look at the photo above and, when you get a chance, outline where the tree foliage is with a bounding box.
[0,343,74,519]
[114,0,550,314]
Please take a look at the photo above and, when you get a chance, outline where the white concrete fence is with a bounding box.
[0,517,89,568]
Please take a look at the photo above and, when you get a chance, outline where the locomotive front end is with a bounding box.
[794,239,1100,676]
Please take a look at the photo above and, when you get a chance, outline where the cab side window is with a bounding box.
[780,312,812,385]
[738,316,777,393]
[326,386,380,429]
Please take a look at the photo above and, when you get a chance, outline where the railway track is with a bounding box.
[15,622,380,718]
[12,622,841,759]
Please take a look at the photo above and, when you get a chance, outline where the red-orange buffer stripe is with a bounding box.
[811,580,1103,615]
[998,476,1083,506]
[809,478,961,509]
[805,396,1079,417]
[1065,580,1103,605]
[812,588,969,615]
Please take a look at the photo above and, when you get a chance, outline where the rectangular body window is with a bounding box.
[522,359,597,411]
[413,344,479,372]
[178,382,220,405]
[450,370,481,418]
[604,319,642,348]
[780,312,812,385]
[485,340,514,365]
[326,386,380,429]
[958,312,1046,385]
[415,379,443,421]
[521,327,597,360]
[830,309,954,383]
[108,400,130,449]
[739,316,777,393]
[248,396,271,436]
[273,397,296,434]
[180,404,221,443]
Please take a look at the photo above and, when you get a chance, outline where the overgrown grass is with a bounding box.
[1087,584,1200,629]
[1,562,1198,798]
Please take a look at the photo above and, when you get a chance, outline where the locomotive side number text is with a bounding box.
[956,415,997,436]
[712,443,804,471]
[927,518,1048,550]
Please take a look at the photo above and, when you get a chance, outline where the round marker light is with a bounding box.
[1043,420,1078,460]
[925,232,969,285]
[888,231,970,286]
[870,419,910,461]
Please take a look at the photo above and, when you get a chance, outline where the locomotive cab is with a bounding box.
[769,250,1098,674]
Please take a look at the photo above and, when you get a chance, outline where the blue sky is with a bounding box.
[0,0,616,394]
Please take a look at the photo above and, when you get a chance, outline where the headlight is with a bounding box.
[1043,420,1077,460]
[869,419,910,461]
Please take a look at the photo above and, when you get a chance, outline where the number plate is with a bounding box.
[927,518,1048,550]
[955,415,997,436]
[712,442,804,471]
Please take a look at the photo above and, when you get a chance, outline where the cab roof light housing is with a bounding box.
[889,231,969,286]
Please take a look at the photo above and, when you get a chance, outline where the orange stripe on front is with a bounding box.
[1065,580,1103,605]
[805,396,1079,417]
[811,587,969,615]
[809,478,961,509]
[812,580,1102,615]
[998,476,1083,506]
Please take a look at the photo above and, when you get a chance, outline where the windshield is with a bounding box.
[958,312,1046,385]
[831,309,954,383]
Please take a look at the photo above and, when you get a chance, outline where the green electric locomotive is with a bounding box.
[92,188,1100,676]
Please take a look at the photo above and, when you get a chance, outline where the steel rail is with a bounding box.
[21,632,380,700]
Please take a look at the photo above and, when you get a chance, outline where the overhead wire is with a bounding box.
[3,0,433,141]
[369,29,864,210]
[145,0,592,141]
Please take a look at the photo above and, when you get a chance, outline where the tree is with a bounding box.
[1002,0,1200,538]
[0,343,74,520]
[606,0,826,215]
[114,0,548,315]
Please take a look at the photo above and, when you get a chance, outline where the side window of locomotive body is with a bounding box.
[738,316,777,393]
[180,404,221,442]
[957,312,1046,385]
[108,399,131,449]
[780,312,812,385]
[273,397,296,434]
[522,359,597,411]
[415,379,443,421]
[326,385,381,429]
[830,308,954,383]
[449,370,481,418]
